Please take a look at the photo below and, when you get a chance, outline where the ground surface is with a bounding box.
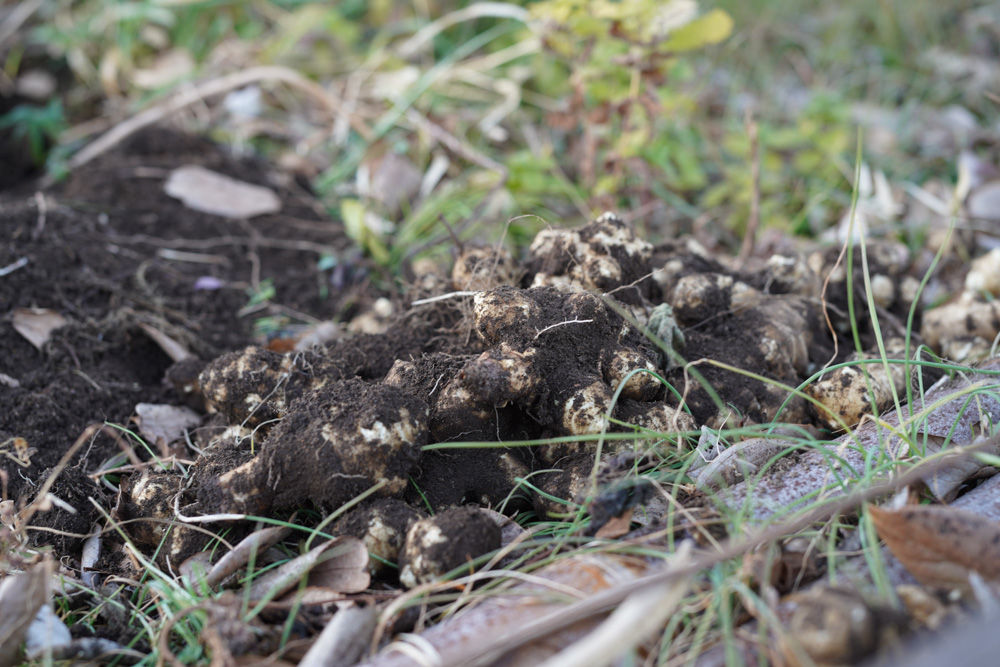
[2,128,1000,666]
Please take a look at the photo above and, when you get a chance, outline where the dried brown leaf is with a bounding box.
[11,308,67,351]
[164,165,281,219]
[134,403,201,448]
[594,509,633,540]
[299,603,376,667]
[206,523,293,589]
[0,559,53,667]
[306,537,371,593]
[869,503,1000,592]
[247,537,369,601]
[136,322,192,363]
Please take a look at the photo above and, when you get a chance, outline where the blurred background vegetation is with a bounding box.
[1,0,997,269]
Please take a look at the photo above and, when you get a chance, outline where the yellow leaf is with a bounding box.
[661,9,733,52]
[340,199,366,244]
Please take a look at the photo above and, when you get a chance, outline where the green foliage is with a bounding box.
[0,99,67,166]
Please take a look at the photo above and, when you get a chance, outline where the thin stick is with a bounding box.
[411,291,478,306]
[738,109,760,262]
[58,66,373,180]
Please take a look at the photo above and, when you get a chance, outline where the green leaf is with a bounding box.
[340,199,366,244]
[661,9,733,52]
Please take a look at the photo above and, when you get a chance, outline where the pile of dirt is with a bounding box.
[0,128,375,506]
[4,128,999,665]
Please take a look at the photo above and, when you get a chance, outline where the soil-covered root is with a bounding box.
[384,353,494,442]
[807,241,920,332]
[465,285,671,443]
[199,330,436,431]
[407,447,531,511]
[113,469,210,565]
[332,498,427,577]
[198,346,338,428]
[807,338,913,430]
[398,506,501,588]
[526,212,653,302]
[194,379,428,515]
[450,244,518,291]
[658,271,827,427]
[921,292,1000,363]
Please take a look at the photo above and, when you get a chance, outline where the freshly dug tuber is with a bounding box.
[921,292,1000,363]
[806,338,908,430]
[806,338,911,430]
[195,379,428,514]
[965,248,1000,297]
[398,506,501,588]
[332,498,426,577]
[527,212,653,302]
[114,470,209,566]
[199,346,328,428]
[451,244,518,291]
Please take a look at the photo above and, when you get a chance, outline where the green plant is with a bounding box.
[0,99,67,166]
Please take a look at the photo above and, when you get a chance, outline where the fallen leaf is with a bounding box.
[24,604,71,661]
[247,537,369,601]
[131,49,194,90]
[134,403,201,448]
[306,537,371,592]
[11,308,67,351]
[206,523,293,589]
[594,509,633,540]
[967,180,1000,221]
[164,166,281,219]
[0,559,53,667]
[136,322,192,362]
[869,503,1000,593]
[299,603,376,667]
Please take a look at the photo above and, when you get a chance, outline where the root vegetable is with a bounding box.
[921,292,1000,363]
[807,338,911,430]
[195,379,428,514]
[398,507,501,588]
[451,245,518,291]
[527,212,653,301]
[332,499,426,577]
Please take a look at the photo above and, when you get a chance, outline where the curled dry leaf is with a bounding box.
[11,308,67,351]
[136,322,193,363]
[0,558,52,667]
[361,553,652,667]
[299,603,377,667]
[205,523,292,589]
[869,503,1000,594]
[24,604,71,661]
[246,537,369,601]
[134,403,201,449]
[164,165,281,219]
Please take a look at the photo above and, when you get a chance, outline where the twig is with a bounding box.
[0,257,28,277]
[738,109,761,262]
[0,0,45,50]
[57,66,373,181]
[411,291,478,306]
[534,318,593,339]
[396,3,530,59]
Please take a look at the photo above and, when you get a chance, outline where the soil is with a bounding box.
[2,126,993,664]
[1,128,373,506]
